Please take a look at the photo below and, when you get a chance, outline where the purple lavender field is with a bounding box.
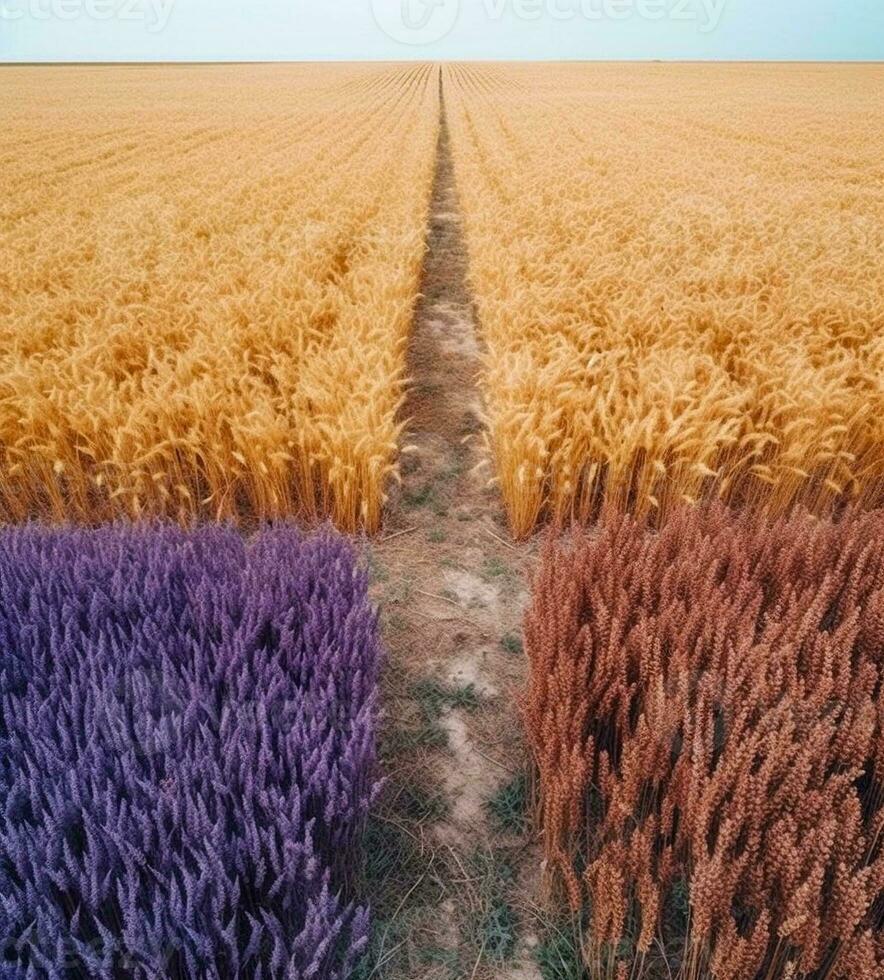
[0,525,382,979]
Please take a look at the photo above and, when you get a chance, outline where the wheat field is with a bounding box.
[525,508,884,979]
[6,64,882,538]
[445,64,884,538]
[0,64,438,531]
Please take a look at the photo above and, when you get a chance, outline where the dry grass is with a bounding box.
[0,64,439,531]
[445,64,884,538]
[523,507,884,979]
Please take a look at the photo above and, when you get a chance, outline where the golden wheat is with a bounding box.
[0,64,439,531]
[445,64,884,538]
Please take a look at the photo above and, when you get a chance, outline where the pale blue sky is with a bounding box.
[1,0,882,62]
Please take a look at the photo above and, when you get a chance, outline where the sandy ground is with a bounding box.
[362,91,547,980]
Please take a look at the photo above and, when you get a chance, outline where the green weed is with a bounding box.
[487,773,530,835]
[501,632,524,655]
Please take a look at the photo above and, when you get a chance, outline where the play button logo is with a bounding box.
[372,0,460,45]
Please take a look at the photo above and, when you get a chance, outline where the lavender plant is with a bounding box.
[0,525,382,979]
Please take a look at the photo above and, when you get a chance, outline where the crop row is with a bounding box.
[445,63,884,537]
[0,526,381,978]
[0,64,438,532]
[524,507,884,978]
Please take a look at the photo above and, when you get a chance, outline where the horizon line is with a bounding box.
[3,57,883,66]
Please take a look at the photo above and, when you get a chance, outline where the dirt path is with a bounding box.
[361,76,544,980]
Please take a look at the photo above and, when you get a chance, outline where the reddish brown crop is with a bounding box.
[524,507,884,979]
